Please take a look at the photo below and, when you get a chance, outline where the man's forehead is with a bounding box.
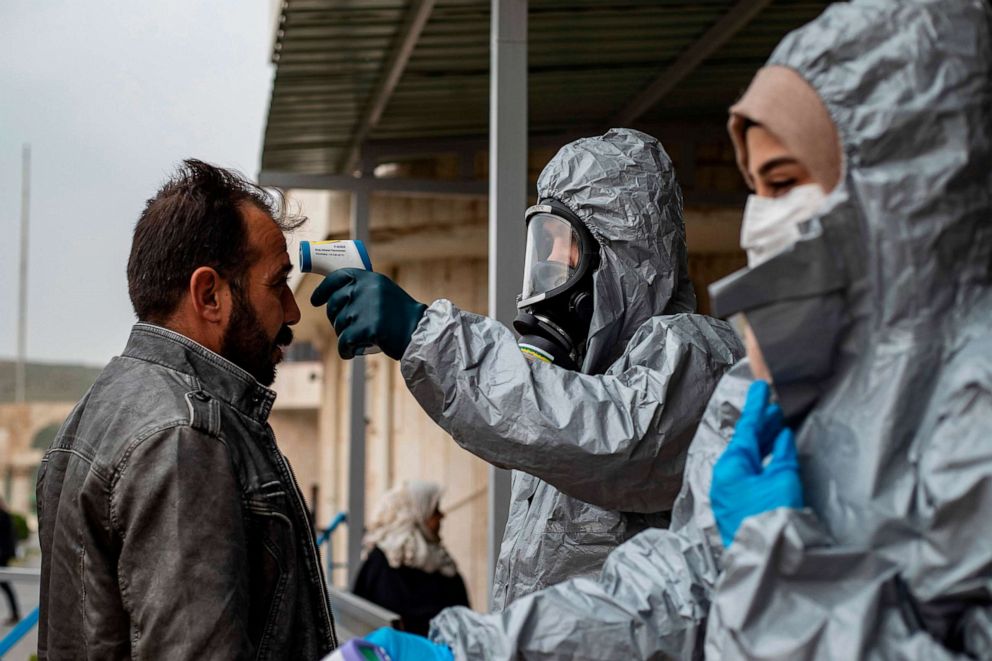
[243,203,289,257]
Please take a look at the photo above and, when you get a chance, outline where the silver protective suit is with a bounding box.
[704,1,992,658]
[401,128,744,610]
[429,361,752,659]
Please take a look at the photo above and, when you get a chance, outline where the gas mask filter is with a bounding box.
[514,200,599,371]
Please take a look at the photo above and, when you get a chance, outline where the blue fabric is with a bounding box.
[365,627,453,661]
[311,269,427,360]
[710,380,804,547]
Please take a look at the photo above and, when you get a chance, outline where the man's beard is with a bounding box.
[220,288,293,387]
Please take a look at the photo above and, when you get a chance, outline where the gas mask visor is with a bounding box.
[515,201,599,370]
[709,229,849,423]
[518,202,597,308]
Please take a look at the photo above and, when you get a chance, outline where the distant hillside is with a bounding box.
[0,360,104,403]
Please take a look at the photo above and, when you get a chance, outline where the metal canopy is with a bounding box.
[262,0,830,177]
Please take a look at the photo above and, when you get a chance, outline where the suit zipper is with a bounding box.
[268,430,339,648]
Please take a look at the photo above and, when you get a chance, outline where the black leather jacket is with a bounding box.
[37,323,337,660]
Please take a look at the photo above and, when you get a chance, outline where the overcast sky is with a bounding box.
[0,1,276,366]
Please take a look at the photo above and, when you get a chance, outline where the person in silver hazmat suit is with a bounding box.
[310,128,744,610]
[416,1,992,658]
[703,0,992,657]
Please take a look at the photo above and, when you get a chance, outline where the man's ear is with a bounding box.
[188,267,230,323]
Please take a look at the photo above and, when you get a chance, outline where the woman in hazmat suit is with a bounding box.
[706,0,992,657]
[310,128,743,612]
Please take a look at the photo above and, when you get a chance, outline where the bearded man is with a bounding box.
[36,160,337,660]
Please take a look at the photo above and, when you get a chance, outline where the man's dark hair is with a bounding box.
[127,159,305,323]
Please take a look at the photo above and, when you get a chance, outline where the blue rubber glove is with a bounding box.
[710,380,804,548]
[310,269,428,360]
[364,627,454,661]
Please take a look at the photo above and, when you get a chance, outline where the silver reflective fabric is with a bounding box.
[428,362,753,660]
[705,1,992,658]
[401,128,744,610]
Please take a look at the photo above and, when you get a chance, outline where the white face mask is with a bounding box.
[740,183,826,267]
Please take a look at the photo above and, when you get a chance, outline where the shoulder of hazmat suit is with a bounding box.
[426,361,753,660]
[704,1,992,659]
[400,128,744,609]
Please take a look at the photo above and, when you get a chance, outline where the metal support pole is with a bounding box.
[487,0,527,607]
[15,144,30,404]
[347,188,370,585]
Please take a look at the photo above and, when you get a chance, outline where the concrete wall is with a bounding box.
[282,191,495,607]
[272,361,323,410]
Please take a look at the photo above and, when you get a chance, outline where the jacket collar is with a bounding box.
[122,323,277,422]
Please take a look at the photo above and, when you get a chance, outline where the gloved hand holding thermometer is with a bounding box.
[301,240,427,360]
[710,380,804,548]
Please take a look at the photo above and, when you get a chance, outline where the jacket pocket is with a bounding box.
[246,490,296,660]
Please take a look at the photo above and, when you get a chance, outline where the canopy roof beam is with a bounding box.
[607,0,774,127]
[340,0,437,174]
[258,170,487,197]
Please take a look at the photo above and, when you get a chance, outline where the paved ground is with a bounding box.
[0,555,40,661]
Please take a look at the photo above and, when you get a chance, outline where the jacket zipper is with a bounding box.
[268,430,339,648]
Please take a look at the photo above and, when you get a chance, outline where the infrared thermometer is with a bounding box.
[299,239,373,276]
[299,239,381,356]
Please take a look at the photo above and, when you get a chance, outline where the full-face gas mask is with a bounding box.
[514,199,600,371]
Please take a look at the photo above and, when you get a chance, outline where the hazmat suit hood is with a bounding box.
[721,0,992,451]
[727,0,990,333]
[536,128,695,374]
[706,1,992,656]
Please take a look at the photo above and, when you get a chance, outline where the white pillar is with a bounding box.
[16,144,31,404]
[487,0,527,607]
[347,188,370,585]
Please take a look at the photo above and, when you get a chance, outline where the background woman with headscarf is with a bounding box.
[353,481,469,636]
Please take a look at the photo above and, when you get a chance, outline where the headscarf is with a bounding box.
[362,480,458,577]
[728,66,843,193]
